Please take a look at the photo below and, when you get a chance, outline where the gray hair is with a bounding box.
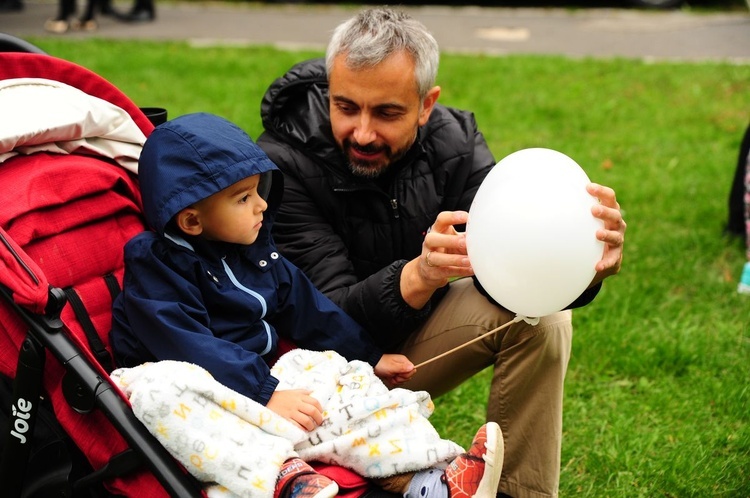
[325,7,440,100]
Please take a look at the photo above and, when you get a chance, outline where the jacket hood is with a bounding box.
[139,112,281,235]
[260,58,342,164]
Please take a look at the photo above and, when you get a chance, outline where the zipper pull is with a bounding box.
[390,198,400,219]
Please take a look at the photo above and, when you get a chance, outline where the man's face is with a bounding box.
[328,51,439,178]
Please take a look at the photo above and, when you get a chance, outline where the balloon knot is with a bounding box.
[514,314,540,326]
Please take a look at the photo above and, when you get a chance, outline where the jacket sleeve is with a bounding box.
[112,238,279,405]
[271,258,384,366]
[473,276,602,313]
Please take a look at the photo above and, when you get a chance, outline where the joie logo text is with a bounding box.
[10,398,32,444]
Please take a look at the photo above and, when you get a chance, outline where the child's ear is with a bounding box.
[175,208,203,236]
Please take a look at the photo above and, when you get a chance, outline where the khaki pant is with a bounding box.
[398,278,572,498]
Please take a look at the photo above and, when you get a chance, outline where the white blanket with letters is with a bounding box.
[112,349,463,498]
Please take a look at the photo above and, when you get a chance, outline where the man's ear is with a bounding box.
[418,86,441,127]
[175,208,203,236]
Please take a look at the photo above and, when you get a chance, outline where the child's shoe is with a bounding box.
[444,422,504,498]
[274,457,339,498]
[738,261,750,294]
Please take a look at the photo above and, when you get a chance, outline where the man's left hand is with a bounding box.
[588,182,626,286]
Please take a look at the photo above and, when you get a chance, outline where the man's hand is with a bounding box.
[267,389,323,431]
[400,211,474,310]
[374,354,416,387]
[588,182,626,286]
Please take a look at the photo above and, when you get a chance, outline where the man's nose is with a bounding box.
[352,115,376,144]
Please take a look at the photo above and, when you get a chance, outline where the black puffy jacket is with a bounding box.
[258,58,495,349]
[258,58,599,349]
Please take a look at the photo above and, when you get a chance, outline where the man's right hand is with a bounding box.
[400,210,474,310]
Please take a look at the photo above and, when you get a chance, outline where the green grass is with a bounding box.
[24,38,750,496]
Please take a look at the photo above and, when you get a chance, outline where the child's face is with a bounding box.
[191,174,268,245]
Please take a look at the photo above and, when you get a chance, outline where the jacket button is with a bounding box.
[270,252,279,259]
[259,260,268,267]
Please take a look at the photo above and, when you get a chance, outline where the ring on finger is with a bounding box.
[426,251,436,267]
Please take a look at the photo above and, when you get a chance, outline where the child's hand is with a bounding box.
[267,389,323,431]
[374,354,416,387]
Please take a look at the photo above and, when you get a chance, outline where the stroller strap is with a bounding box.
[63,284,114,374]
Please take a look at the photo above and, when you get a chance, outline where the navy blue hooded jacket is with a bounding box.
[110,113,383,405]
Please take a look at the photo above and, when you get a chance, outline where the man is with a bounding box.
[257,7,625,498]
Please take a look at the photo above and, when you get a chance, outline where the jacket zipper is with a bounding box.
[221,257,273,356]
[390,198,400,219]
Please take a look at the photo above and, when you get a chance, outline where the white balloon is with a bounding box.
[466,148,605,318]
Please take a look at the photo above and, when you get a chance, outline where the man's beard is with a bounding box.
[343,138,410,179]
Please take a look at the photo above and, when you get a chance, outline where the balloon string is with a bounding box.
[413,314,526,370]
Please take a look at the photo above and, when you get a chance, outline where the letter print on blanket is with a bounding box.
[112,351,463,498]
[112,361,303,498]
[272,350,463,478]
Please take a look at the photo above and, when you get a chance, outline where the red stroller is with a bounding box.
[0,45,396,498]
[0,49,205,497]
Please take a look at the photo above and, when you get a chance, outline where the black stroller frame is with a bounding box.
[0,281,203,497]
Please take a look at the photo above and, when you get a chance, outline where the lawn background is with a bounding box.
[24,38,750,496]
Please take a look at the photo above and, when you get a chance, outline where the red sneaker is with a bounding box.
[444,422,504,497]
[274,457,339,498]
